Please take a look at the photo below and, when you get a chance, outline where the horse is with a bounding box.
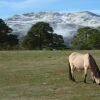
[68,52,100,85]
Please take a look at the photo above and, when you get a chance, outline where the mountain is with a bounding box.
[5,11,100,46]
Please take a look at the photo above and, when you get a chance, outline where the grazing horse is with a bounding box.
[68,52,100,85]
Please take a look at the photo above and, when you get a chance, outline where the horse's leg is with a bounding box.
[71,69,75,81]
[84,67,88,83]
[91,72,96,83]
[70,64,75,82]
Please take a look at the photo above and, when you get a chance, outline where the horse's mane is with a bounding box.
[89,54,100,78]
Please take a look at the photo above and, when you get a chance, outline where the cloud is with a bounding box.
[1,0,100,18]
[90,9,100,14]
[0,0,59,9]
[0,0,35,8]
[0,0,61,18]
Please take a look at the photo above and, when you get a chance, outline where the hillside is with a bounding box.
[5,11,100,45]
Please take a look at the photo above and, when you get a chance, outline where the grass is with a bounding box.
[0,50,100,100]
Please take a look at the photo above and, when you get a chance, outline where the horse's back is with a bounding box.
[69,52,90,69]
[69,52,89,60]
[69,52,88,61]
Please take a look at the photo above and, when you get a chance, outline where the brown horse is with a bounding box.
[68,52,100,85]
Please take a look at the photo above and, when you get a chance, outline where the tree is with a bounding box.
[21,35,39,50]
[88,31,100,49]
[72,27,100,50]
[28,22,53,49]
[0,19,19,49]
[53,34,66,49]
[21,22,66,50]
[0,19,12,34]
[0,19,12,43]
[7,34,19,46]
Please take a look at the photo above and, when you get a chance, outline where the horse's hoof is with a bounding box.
[84,81,86,83]
[72,79,75,82]
[98,83,100,85]
[93,80,96,83]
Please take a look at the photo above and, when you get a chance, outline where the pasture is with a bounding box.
[0,50,100,100]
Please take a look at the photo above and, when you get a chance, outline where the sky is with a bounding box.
[0,0,100,19]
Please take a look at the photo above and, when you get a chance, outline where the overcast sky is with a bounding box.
[0,0,100,19]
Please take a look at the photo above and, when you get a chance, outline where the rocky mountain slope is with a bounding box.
[5,11,100,46]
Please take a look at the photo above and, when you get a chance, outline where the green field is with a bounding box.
[0,50,100,100]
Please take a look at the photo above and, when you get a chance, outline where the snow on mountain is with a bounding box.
[5,11,100,46]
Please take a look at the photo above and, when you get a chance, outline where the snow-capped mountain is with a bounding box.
[5,11,100,46]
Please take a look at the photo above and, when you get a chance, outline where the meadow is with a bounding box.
[0,50,100,100]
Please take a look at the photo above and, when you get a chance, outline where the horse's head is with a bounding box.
[95,78,100,85]
[94,71,100,85]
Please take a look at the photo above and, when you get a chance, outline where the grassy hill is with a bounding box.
[0,50,100,100]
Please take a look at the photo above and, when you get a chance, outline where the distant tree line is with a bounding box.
[0,19,66,50]
[0,19,18,50]
[72,27,100,50]
[0,18,100,50]
[21,22,66,50]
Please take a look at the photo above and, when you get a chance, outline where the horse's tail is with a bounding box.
[68,62,73,80]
